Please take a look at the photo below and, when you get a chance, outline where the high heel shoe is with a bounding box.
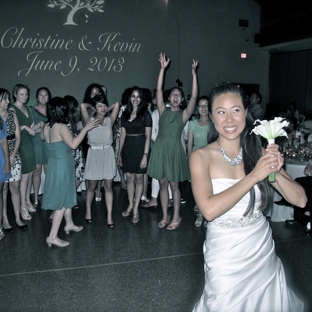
[142,201,158,208]
[20,207,32,220]
[158,215,171,229]
[33,199,39,209]
[166,217,182,230]
[122,207,133,217]
[26,201,36,212]
[132,212,139,224]
[15,222,28,230]
[64,225,83,234]
[95,191,102,202]
[46,237,70,247]
[195,214,204,227]
[168,199,174,208]
[120,182,127,190]
[141,195,149,204]
[3,226,14,233]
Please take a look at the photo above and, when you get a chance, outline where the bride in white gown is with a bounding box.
[189,83,306,312]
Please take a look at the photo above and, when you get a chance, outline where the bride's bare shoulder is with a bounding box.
[190,142,219,165]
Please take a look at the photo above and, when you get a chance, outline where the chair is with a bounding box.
[298,114,305,123]
[304,120,312,129]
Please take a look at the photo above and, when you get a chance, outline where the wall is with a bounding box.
[269,50,312,116]
[0,0,270,108]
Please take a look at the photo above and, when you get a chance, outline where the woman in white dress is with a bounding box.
[190,83,306,311]
[81,94,119,227]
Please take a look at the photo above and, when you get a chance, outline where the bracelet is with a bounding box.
[143,153,149,157]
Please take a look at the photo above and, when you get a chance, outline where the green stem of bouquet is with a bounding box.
[268,138,276,183]
[268,172,275,183]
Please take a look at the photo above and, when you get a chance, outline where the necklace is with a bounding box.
[217,139,243,167]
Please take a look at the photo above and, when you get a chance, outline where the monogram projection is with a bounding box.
[48,0,105,25]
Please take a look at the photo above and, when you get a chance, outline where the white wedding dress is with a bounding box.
[193,178,303,312]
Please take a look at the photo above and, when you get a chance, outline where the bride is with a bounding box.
[190,83,306,311]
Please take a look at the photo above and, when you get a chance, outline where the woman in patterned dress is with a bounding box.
[113,88,130,189]
[65,95,86,190]
[0,112,12,240]
[0,88,27,232]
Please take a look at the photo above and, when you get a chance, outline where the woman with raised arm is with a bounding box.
[190,83,306,311]
[117,86,152,224]
[41,97,98,248]
[147,53,198,230]
[81,94,119,227]
[81,83,107,201]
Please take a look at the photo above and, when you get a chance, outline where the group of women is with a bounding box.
[0,52,307,310]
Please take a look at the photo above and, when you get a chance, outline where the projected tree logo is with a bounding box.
[47,0,105,25]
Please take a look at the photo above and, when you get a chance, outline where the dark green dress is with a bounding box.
[13,105,36,174]
[147,108,190,182]
[42,141,76,210]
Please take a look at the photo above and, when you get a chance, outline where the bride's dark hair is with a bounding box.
[207,83,271,215]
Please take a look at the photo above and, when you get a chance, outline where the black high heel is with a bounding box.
[15,223,28,230]
[3,227,14,233]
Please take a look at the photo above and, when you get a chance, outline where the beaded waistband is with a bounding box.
[90,144,111,150]
[209,212,264,228]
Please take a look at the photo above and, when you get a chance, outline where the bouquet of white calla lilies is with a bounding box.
[251,117,289,182]
[251,117,289,141]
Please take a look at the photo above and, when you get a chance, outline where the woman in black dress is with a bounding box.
[117,86,152,224]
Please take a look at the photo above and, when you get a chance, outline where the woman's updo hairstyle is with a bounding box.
[47,96,69,127]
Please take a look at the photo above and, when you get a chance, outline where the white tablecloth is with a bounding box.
[264,160,307,222]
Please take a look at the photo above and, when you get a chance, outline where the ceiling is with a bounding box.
[253,0,312,53]
[259,38,312,54]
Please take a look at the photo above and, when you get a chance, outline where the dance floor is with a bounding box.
[1,181,311,312]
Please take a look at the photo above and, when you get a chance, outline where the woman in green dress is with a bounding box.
[187,96,210,227]
[40,96,98,247]
[12,84,41,221]
[147,53,198,230]
[31,87,50,208]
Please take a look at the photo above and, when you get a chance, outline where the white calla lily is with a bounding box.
[251,117,289,140]
[250,117,289,182]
